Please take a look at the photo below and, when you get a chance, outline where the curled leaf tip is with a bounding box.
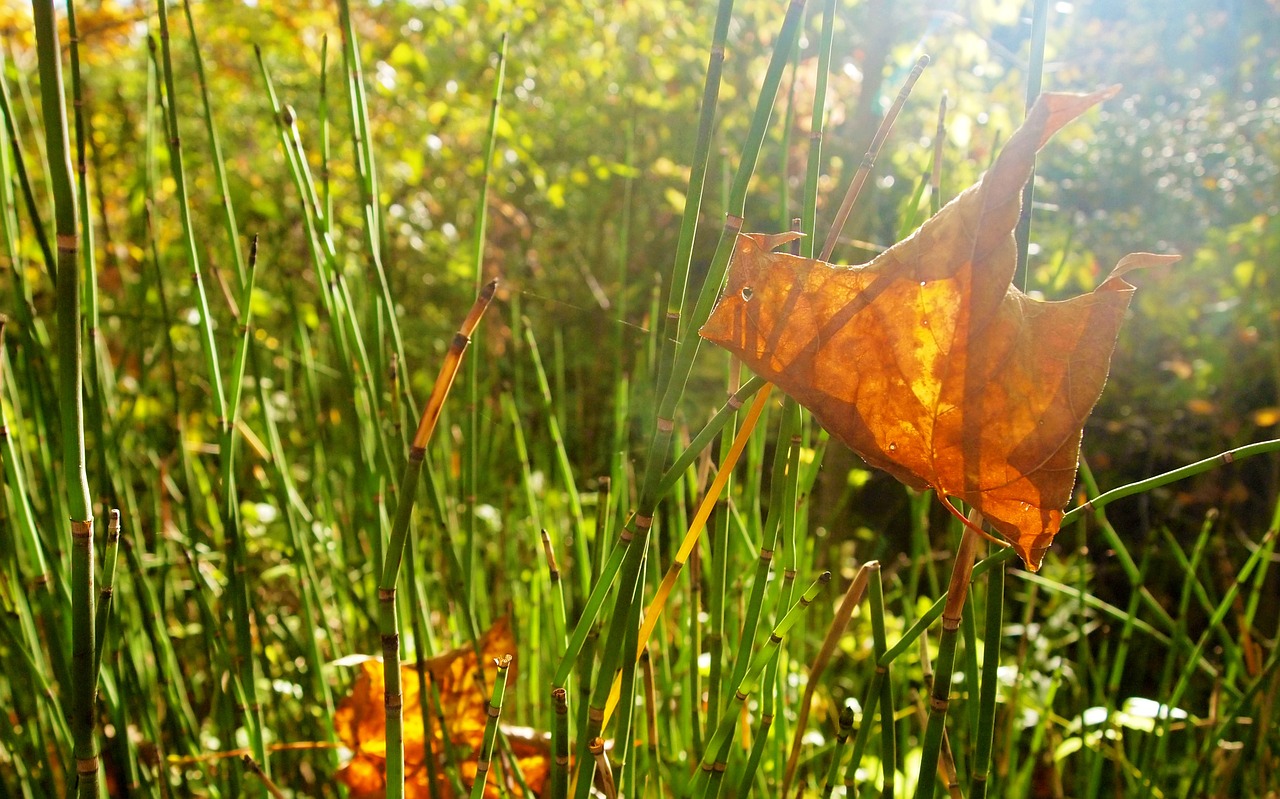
[1107,251,1182,283]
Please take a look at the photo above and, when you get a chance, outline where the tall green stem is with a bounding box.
[915,518,982,799]
[970,557,1005,798]
[179,0,247,291]
[469,655,513,799]
[32,2,96,795]
[689,571,831,798]
[463,33,508,604]
[378,281,496,799]
[1013,0,1049,289]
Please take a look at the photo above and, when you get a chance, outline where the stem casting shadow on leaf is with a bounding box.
[700,88,1180,571]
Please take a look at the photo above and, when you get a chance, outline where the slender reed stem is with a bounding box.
[91,509,121,683]
[600,385,773,729]
[179,0,246,291]
[661,0,736,364]
[821,705,855,796]
[469,655,513,799]
[32,3,97,795]
[1013,0,1050,289]
[464,32,508,602]
[970,555,1004,799]
[915,515,983,799]
[784,563,871,792]
[378,280,496,799]
[690,571,831,797]
[551,688,570,799]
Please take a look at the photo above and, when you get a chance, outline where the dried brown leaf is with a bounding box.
[701,88,1178,570]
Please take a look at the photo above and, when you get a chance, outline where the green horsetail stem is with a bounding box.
[1148,525,1277,770]
[823,705,856,796]
[254,49,401,509]
[784,563,872,793]
[463,33,508,604]
[572,568,645,799]
[91,509,120,683]
[0,58,56,284]
[840,562,892,796]
[725,397,796,694]
[179,0,247,291]
[32,2,97,795]
[1014,0,1051,290]
[733,706,774,799]
[655,376,767,502]
[914,517,982,799]
[685,395,790,791]
[970,553,1005,799]
[551,688,570,799]
[600,385,773,730]
[337,0,383,249]
[611,552,649,792]
[658,0,805,422]
[525,326,590,601]
[541,530,569,652]
[336,0,414,423]
[1186,644,1280,796]
[63,0,108,501]
[690,571,831,798]
[659,0,735,373]
[151,18,269,779]
[801,0,838,258]
[961,587,982,756]
[153,0,226,426]
[469,655,513,799]
[379,280,496,799]
[873,565,896,799]
[0,318,52,593]
[703,408,735,739]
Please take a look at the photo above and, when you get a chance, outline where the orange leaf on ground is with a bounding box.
[335,618,548,798]
[700,88,1177,571]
